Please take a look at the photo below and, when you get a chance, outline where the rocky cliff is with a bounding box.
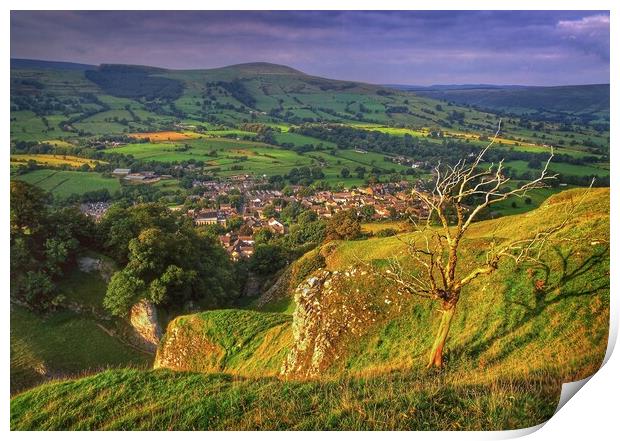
[281,267,406,377]
[129,299,163,352]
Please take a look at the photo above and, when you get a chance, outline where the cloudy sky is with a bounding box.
[10,10,610,86]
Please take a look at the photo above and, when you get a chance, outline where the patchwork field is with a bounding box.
[503,160,610,178]
[107,136,417,182]
[353,124,600,159]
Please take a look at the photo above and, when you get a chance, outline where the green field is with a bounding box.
[490,186,569,216]
[10,368,561,430]
[12,169,121,199]
[10,61,609,187]
[10,111,72,142]
[503,160,609,177]
[273,131,336,148]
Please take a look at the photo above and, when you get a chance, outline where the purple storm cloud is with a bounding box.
[10,10,610,86]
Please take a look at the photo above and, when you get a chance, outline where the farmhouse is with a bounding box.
[112,168,131,176]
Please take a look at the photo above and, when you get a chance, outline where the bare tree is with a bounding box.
[380,120,570,368]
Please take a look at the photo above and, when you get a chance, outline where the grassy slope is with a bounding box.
[10,368,559,430]
[10,268,151,394]
[326,188,609,378]
[10,188,609,430]
[154,309,291,376]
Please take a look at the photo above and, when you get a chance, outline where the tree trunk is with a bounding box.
[426,303,456,368]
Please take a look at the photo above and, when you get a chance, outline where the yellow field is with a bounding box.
[441,129,539,147]
[10,154,105,168]
[128,131,199,142]
[353,125,539,148]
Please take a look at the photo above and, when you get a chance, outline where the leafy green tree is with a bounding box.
[285,220,326,247]
[10,180,48,236]
[103,270,145,316]
[262,204,278,219]
[280,201,303,224]
[97,203,178,263]
[249,244,286,275]
[297,210,318,225]
[325,209,361,240]
[254,228,274,245]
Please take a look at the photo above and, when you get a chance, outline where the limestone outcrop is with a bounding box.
[129,299,163,352]
[281,267,403,377]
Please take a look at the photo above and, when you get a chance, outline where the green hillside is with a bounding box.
[10,59,610,195]
[11,59,609,155]
[11,188,609,430]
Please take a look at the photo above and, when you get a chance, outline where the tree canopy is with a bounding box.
[99,203,238,316]
[10,181,94,307]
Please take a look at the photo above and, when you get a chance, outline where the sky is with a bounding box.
[10,10,610,86]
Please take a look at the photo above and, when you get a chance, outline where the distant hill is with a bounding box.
[10,58,610,162]
[10,58,460,128]
[207,62,306,76]
[394,84,610,122]
[10,58,96,71]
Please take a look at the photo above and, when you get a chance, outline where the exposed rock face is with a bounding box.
[281,267,403,378]
[153,315,224,371]
[129,299,162,352]
[255,266,293,308]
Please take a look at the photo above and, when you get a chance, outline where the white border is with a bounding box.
[2,1,617,438]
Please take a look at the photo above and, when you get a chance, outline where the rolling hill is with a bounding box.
[11,58,610,191]
[399,84,610,124]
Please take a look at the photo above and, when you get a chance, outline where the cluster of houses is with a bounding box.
[181,177,428,260]
[389,156,426,169]
[188,203,238,226]
[241,182,427,221]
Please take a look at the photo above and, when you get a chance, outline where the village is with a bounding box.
[184,175,428,260]
[81,172,429,261]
